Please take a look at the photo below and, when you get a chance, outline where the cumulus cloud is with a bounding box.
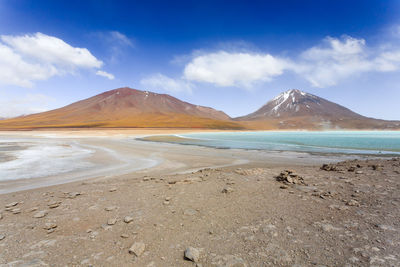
[1,33,103,69]
[159,35,400,89]
[295,36,374,87]
[0,32,107,87]
[0,43,58,87]
[96,70,115,80]
[295,36,400,87]
[183,51,289,88]
[140,73,192,93]
[0,93,55,118]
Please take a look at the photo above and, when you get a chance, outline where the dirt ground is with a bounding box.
[0,157,399,267]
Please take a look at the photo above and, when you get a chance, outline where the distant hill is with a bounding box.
[236,89,400,130]
[0,87,242,129]
[0,88,398,130]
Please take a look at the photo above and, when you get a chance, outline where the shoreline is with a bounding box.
[0,130,361,194]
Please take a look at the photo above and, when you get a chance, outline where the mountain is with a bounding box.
[0,87,242,129]
[236,89,400,130]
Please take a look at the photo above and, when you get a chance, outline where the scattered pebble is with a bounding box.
[33,211,48,218]
[221,187,234,194]
[123,216,134,223]
[184,247,200,262]
[129,242,146,257]
[5,202,19,208]
[107,218,117,225]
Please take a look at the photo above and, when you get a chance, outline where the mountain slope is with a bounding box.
[236,89,400,130]
[0,87,242,129]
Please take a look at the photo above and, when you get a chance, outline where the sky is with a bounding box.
[0,0,400,119]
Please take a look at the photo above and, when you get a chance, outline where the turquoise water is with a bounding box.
[172,131,400,155]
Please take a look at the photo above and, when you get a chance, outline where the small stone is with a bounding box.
[12,208,21,214]
[0,234,5,241]
[33,211,48,218]
[280,185,288,189]
[222,187,234,194]
[5,202,19,208]
[105,206,117,211]
[109,187,117,192]
[48,201,61,209]
[143,177,150,181]
[107,218,117,225]
[184,247,200,262]
[28,207,39,212]
[129,242,146,257]
[165,197,171,201]
[120,234,129,238]
[163,201,170,205]
[355,170,363,174]
[0,213,2,220]
[123,216,134,223]
[346,199,359,206]
[43,222,57,230]
[67,192,81,198]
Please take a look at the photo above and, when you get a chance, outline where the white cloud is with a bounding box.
[1,33,103,69]
[109,31,133,47]
[183,51,289,88]
[0,32,105,87]
[0,44,58,87]
[96,70,115,80]
[295,36,400,87]
[296,36,374,87]
[140,73,192,93]
[0,93,55,118]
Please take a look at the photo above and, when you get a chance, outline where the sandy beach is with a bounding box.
[0,130,399,266]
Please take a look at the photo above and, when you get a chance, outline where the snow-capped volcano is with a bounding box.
[237,89,362,120]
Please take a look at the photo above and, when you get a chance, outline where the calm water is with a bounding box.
[164,131,400,155]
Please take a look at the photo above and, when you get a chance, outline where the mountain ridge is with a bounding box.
[0,87,398,130]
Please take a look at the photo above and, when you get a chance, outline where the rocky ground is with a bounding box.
[0,157,399,267]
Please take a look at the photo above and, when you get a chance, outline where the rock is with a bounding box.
[129,242,146,257]
[33,211,48,218]
[0,213,2,220]
[0,234,5,241]
[48,201,61,209]
[355,170,363,174]
[105,206,117,211]
[280,185,288,189]
[184,247,200,262]
[12,208,21,214]
[123,216,134,223]
[275,170,306,185]
[67,192,81,199]
[222,187,234,194]
[346,199,359,206]
[28,207,39,212]
[120,234,129,238]
[370,164,383,171]
[348,166,356,172]
[109,187,117,192]
[43,222,57,230]
[321,164,337,171]
[107,218,117,225]
[5,202,19,208]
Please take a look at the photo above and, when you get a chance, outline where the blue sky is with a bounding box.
[0,0,400,119]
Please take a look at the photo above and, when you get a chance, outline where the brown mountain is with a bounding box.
[236,89,400,130]
[0,87,242,129]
